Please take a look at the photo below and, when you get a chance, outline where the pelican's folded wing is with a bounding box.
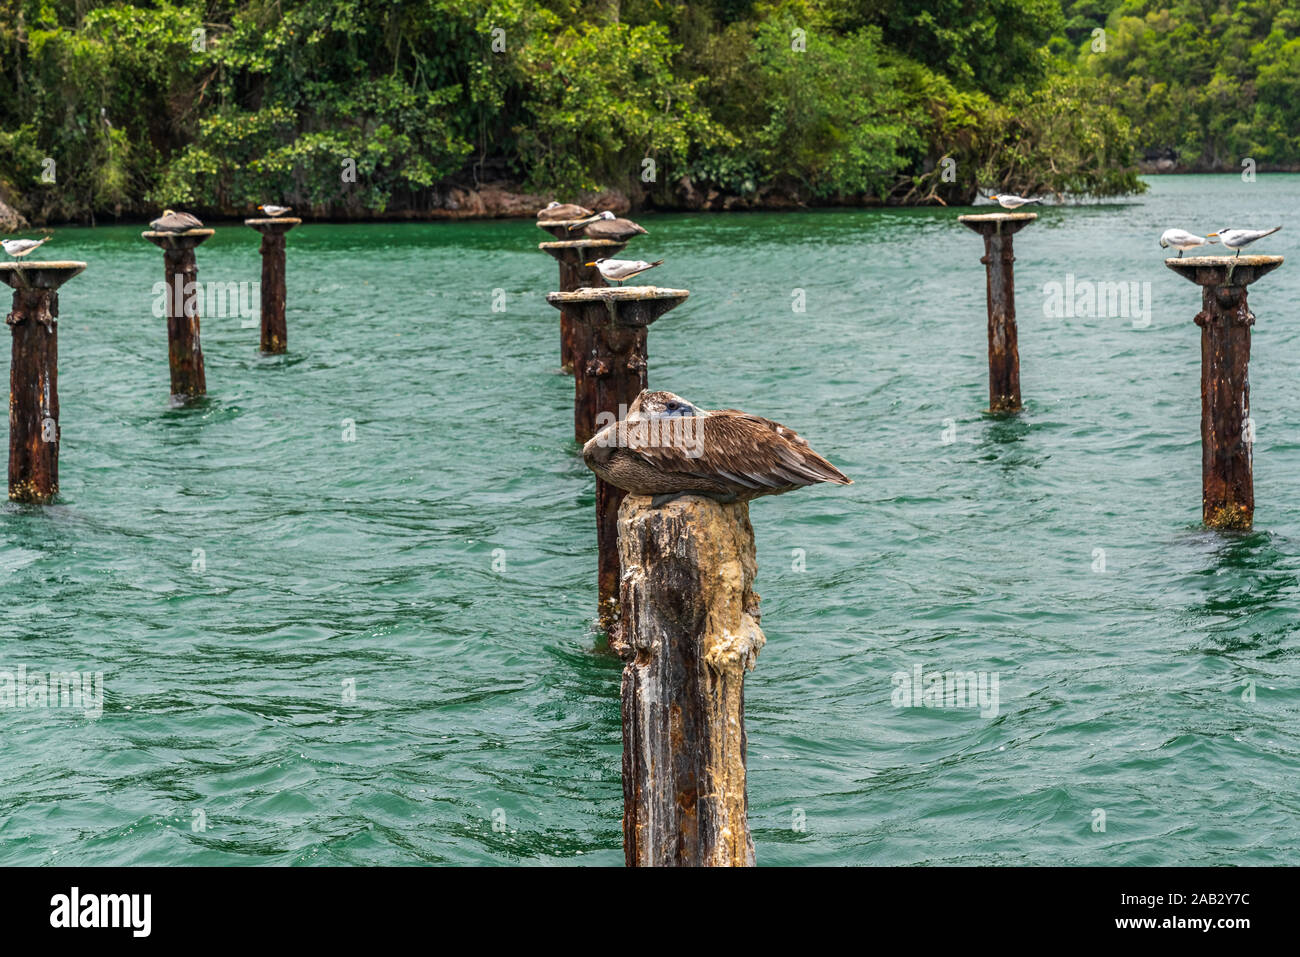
[625,415,850,489]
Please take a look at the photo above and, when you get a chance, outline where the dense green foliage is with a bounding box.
[1057,0,1300,169]
[0,0,1167,222]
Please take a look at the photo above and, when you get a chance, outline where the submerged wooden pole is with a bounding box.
[1166,254,1283,530]
[0,262,87,503]
[245,216,301,353]
[614,494,765,866]
[959,212,1036,413]
[538,235,626,374]
[143,228,213,402]
[544,286,688,632]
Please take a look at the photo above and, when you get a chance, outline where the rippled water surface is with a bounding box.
[2,175,1298,865]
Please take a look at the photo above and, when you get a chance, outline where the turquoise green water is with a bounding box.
[1,175,1298,865]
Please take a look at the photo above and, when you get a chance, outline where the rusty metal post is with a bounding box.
[143,228,213,402]
[245,216,301,353]
[539,234,626,374]
[1166,254,1283,530]
[614,494,765,866]
[544,286,689,634]
[0,261,86,503]
[959,212,1036,413]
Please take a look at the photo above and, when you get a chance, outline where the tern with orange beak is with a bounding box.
[1206,226,1281,257]
[986,193,1042,209]
[1160,228,1218,257]
[584,257,664,285]
[2,237,50,260]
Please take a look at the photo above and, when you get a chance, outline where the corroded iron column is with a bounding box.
[245,216,301,353]
[615,494,765,866]
[959,212,1036,413]
[0,261,87,503]
[143,228,213,401]
[1166,254,1283,530]
[544,286,688,633]
[538,234,626,374]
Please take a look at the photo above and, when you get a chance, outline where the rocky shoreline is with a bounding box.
[0,195,28,233]
[6,168,1295,232]
[0,178,957,231]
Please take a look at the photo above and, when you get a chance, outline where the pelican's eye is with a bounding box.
[666,402,679,412]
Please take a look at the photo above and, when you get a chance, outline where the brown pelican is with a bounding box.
[567,210,647,241]
[537,201,593,221]
[583,390,851,505]
[1160,228,1218,257]
[149,209,204,232]
[258,204,293,217]
[2,237,50,260]
[1207,226,1282,257]
[585,257,664,285]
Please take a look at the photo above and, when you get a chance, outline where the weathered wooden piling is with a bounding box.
[538,233,627,373]
[0,261,86,503]
[613,494,765,866]
[245,216,301,353]
[1166,254,1284,530]
[544,286,688,632]
[959,212,1036,413]
[143,227,213,401]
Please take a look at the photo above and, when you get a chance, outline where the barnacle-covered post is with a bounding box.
[143,227,213,401]
[958,212,1036,413]
[543,286,689,632]
[538,234,626,374]
[1166,254,1283,529]
[245,216,301,353]
[615,494,765,866]
[0,261,86,503]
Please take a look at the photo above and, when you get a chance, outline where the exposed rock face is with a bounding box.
[431,183,630,219]
[0,196,29,233]
[614,494,765,867]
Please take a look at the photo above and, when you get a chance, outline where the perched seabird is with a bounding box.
[987,193,1042,209]
[567,210,648,241]
[258,204,293,217]
[1160,228,1218,257]
[537,201,593,221]
[583,390,852,505]
[2,237,50,260]
[1207,226,1281,257]
[584,257,664,285]
[149,209,204,232]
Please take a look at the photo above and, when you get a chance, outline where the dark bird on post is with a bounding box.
[537,201,593,221]
[567,210,647,241]
[583,390,852,505]
[149,209,204,232]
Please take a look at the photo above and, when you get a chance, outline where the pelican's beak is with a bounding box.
[568,214,599,231]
